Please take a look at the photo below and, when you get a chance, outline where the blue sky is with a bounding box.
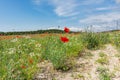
[0,0,120,32]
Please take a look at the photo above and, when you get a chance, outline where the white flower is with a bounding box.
[8,48,16,54]
[35,43,41,48]
[11,38,18,42]
[29,52,35,57]
[22,35,31,39]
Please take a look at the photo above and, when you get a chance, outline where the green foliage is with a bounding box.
[0,31,116,79]
[97,66,111,80]
[81,52,93,59]
[113,33,120,47]
[115,53,120,58]
[97,52,108,65]
[81,32,110,50]
[42,36,84,71]
[96,57,109,65]
[99,52,107,57]
[0,38,41,80]
[42,36,68,70]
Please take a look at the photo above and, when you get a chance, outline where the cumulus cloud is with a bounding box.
[32,0,105,17]
[52,0,105,17]
[51,0,80,17]
[116,0,120,4]
[32,0,79,17]
[79,12,120,24]
[69,27,83,31]
[88,24,117,32]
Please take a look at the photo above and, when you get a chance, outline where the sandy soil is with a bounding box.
[35,44,120,80]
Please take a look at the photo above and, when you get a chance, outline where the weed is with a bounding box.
[81,52,93,59]
[81,32,110,50]
[97,66,111,80]
[96,57,109,65]
[99,52,107,57]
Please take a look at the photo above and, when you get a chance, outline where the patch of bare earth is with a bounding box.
[35,44,120,80]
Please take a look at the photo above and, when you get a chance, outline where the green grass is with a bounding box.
[96,57,109,65]
[0,38,41,80]
[115,53,120,58]
[96,52,109,65]
[97,66,111,80]
[99,52,107,57]
[81,52,94,59]
[0,31,119,79]
[80,32,110,50]
[0,34,84,79]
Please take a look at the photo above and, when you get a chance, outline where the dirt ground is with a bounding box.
[35,44,120,80]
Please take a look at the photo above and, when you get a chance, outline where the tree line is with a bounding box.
[0,29,75,35]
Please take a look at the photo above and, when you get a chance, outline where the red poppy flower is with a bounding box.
[21,65,26,69]
[16,36,19,38]
[60,37,69,43]
[29,59,33,64]
[64,27,70,33]
[0,34,3,36]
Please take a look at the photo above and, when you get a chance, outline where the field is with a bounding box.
[0,30,120,80]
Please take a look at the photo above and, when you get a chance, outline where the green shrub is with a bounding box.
[81,32,110,50]
[42,36,70,71]
[113,33,120,47]
[42,36,84,71]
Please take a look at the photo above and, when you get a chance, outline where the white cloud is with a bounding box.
[69,27,83,31]
[96,7,109,10]
[32,0,105,17]
[79,12,120,24]
[96,6,118,11]
[116,0,120,4]
[52,0,105,17]
[52,0,79,17]
[81,0,104,5]
[32,0,41,5]
[32,0,79,17]
[96,7,113,11]
[88,24,115,32]
[47,26,83,31]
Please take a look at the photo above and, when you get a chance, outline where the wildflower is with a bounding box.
[11,38,18,42]
[22,35,31,39]
[64,27,70,33]
[29,58,33,64]
[60,37,69,43]
[16,36,19,38]
[0,34,3,36]
[8,48,16,54]
[35,43,41,48]
[29,52,35,57]
[21,65,26,69]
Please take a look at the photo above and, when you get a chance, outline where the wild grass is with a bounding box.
[0,31,119,79]
[113,33,120,49]
[97,66,111,80]
[80,32,110,50]
[99,52,107,57]
[0,34,84,79]
[0,38,41,80]
[96,57,109,65]
[96,52,109,65]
